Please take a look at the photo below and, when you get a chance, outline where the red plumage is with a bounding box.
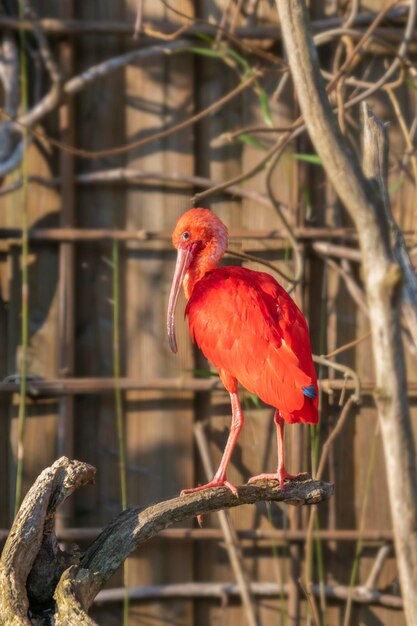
[186,266,318,425]
[167,208,318,495]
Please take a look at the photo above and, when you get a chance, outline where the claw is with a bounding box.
[248,470,309,491]
[180,477,239,497]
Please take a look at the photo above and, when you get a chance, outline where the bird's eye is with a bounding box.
[182,231,190,241]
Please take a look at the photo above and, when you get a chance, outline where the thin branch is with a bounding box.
[1,61,260,160]
[324,331,372,359]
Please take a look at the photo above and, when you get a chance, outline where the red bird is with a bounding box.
[168,208,318,495]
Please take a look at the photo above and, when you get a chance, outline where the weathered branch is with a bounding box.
[275,2,417,625]
[0,457,333,625]
[362,104,417,352]
[0,457,95,626]
[55,476,333,618]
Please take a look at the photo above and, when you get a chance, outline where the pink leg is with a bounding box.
[181,392,243,497]
[248,410,308,490]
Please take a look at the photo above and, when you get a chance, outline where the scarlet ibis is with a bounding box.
[167,208,318,495]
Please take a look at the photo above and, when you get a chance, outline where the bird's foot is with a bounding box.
[248,470,310,491]
[180,478,239,497]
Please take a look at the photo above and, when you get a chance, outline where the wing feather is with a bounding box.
[186,266,318,420]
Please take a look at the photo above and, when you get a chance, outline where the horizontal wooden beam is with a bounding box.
[0,10,408,41]
[0,526,394,543]
[1,376,416,396]
[93,581,402,609]
[0,226,359,243]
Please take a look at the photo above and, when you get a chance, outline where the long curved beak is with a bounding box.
[167,247,194,353]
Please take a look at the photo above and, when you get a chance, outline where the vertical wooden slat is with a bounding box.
[123,1,195,625]
[57,0,75,530]
[74,1,126,624]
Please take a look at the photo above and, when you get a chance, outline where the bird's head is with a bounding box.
[167,208,228,353]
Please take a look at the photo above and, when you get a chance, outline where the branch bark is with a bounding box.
[0,457,333,625]
[275,2,417,625]
[0,457,95,626]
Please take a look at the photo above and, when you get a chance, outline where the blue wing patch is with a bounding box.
[302,384,317,399]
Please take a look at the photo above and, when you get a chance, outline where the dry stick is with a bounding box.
[0,6,409,38]
[196,5,410,206]
[0,169,276,212]
[326,0,401,92]
[230,0,244,34]
[212,123,292,147]
[17,7,62,129]
[93,580,403,609]
[276,3,417,626]
[386,85,417,188]
[194,125,305,205]
[158,0,284,65]
[1,65,260,160]
[324,332,371,359]
[336,1,417,109]
[215,24,408,150]
[194,423,260,626]
[0,6,405,177]
[265,133,305,292]
[226,249,293,283]
[317,255,369,316]
[364,543,392,589]
[344,0,361,28]
[215,0,234,42]
[133,0,145,39]
[312,241,361,262]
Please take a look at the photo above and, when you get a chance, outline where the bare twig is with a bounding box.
[365,544,393,589]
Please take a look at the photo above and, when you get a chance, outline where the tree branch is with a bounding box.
[56,476,333,616]
[275,2,417,625]
[0,457,333,625]
[0,457,95,626]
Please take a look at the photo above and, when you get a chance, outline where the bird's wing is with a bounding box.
[186,267,317,414]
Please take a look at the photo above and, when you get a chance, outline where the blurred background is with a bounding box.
[0,0,416,625]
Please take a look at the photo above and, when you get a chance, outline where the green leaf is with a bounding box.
[388,177,405,195]
[293,153,323,166]
[186,46,224,60]
[301,185,313,220]
[227,48,251,73]
[188,368,220,378]
[257,87,273,127]
[236,133,269,150]
[194,32,215,45]
[247,392,261,407]
[404,78,417,91]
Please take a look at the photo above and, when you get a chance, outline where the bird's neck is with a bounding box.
[183,254,218,300]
